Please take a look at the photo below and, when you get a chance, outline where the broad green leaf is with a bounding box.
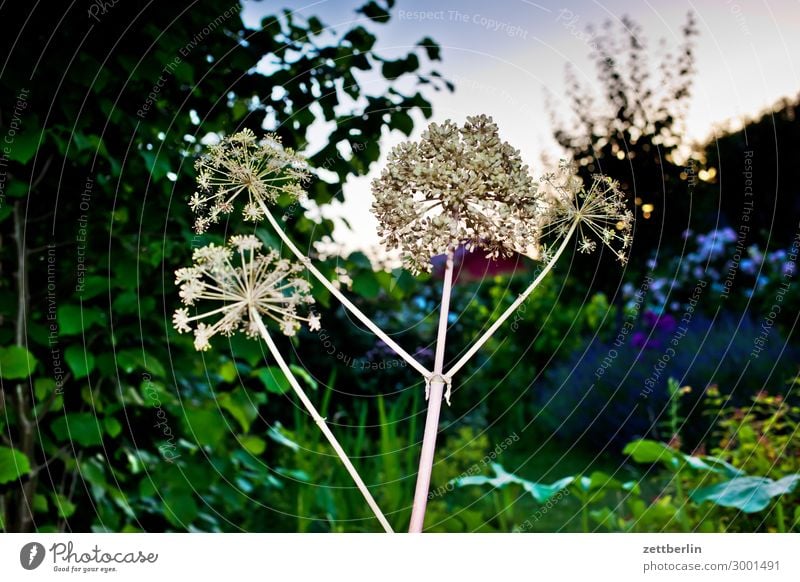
[0,346,37,379]
[0,446,31,484]
[104,416,122,438]
[64,344,95,379]
[239,435,266,455]
[623,439,677,468]
[183,408,226,445]
[33,494,48,513]
[218,389,259,432]
[218,360,238,383]
[162,491,198,527]
[6,118,42,164]
[256,367,291,394]
[698,456,746,478]
[51,412,104,447]
[691,475,800,513]
[454,463,573,503]
[267,424,300,451]
[351,272,381,299]
[117,349,166,377]
[52,493,76,518]
[289,364,317,390]
[57,304,104,335]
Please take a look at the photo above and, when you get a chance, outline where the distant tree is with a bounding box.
[550,13,700,278]
[700,94,800,250]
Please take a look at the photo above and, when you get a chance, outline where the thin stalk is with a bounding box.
[260,203,430,378]
[408,251,455,533]
[445,220,578,379]
[251,309,394,533]
[581,500,590,533]
[775,500,786,533]
[673,466,690,532]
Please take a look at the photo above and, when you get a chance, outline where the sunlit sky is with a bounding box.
[242,0,800,252]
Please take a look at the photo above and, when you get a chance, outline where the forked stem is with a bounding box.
[408,251,455,532]
[260,202,430,379]
[445,220,579,379]
[251,308,394,533]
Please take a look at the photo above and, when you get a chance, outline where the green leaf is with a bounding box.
[391,110,414,136]
[163,491,198,527]
[417,37,441,61]
[623,439,677,468]
[52,493,77,518]
[64,344,95,379]
[0,346,37,379]
[218,388,259,432]
[352,271,381,299]
[289,364,317,391]
[357,1,390,23]
[698,455,746,478]
[57,304,104,335]
[117,349,166,377]
[51,412,104,447]
[183,408,226,445]
[218,360,238,383]
[691,475,800,513]
[104,416,122,438]
[239,435,266,455]
[0,446,31,484]
[454,463,573,504]
[701,456,746,478]
[6,118,42,164]
[33,494,48,513]
[267,424,300,451]
[256,367,291,394]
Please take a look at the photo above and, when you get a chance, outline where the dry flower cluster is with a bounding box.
[371,116,632,274]
[371,115,548,274]
[189,128,309,234]
[173,234,318,351]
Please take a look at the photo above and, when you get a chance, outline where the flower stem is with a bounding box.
[251,309,394,533]
[445,220,579,378]
[776,499,786,533]
[260,203,431,379]
[408,251,455,533]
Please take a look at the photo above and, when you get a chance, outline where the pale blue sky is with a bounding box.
[242,0,800,251]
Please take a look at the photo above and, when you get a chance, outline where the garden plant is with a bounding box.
[172,117,632,532]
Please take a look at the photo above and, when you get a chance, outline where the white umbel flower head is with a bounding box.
[370,115,546,274]
[172,235,318,350]
[539,161,634,264]
[190,129,309,233]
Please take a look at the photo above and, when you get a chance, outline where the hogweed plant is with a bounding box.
[372,116,632,531]
[175,116,631,533]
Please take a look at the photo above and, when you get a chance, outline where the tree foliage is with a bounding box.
[550,13,699,272]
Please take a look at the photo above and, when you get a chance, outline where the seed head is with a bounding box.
[173,235,319,351]
[539,161,634,264]
[190,129,309,233]
[371,115,546,274]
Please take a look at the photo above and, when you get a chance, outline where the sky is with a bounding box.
[242,0,800,252]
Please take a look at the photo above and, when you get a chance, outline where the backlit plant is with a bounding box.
[173,116,632,533]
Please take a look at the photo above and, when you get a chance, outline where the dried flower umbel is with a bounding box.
[539,161,633,263]
[188,130,430,379]
[173,234,318,351]
[171,234,391,532]
[189,129,309,233]
[371,114,546,274]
